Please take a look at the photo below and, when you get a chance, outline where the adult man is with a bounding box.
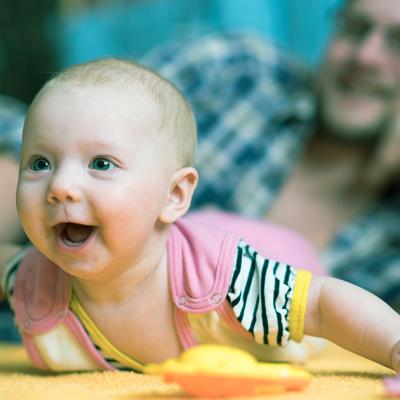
[270,0,400,242]
[270,0,400,309]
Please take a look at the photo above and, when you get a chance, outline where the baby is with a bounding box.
[1,58,400,373]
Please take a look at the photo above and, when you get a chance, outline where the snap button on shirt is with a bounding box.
[57,309,67,318]
[210,293,222,305]
[178,296,187,305]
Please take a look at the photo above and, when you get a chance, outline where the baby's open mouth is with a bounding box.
[55,223,96,246]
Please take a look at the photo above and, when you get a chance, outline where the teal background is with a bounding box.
[51,0,344,68]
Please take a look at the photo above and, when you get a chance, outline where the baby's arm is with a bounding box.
[0,243,22,299]
[305,276,400,371]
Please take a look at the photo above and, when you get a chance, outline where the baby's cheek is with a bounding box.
[16,190,41,236]
[16,191,31,225]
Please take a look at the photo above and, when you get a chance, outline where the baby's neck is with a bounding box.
[71,247,168,308]
[70,247,182,363]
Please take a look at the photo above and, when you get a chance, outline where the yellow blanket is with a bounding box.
[0,342,395,400]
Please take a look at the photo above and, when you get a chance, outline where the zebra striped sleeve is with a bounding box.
[227,240,297,347]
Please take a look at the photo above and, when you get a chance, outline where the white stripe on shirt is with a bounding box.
[227,240,296,347]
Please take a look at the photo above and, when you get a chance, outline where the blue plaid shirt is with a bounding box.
[323,190,400,309]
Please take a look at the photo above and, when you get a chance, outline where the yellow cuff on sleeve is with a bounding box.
[289,270,311,342]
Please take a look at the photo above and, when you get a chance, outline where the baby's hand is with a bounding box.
[391,340,400,372]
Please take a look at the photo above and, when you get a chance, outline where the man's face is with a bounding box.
[318,0,400,140]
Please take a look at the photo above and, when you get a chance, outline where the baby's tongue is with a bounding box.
[65,223,93,244]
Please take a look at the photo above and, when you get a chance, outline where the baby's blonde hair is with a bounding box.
[40,58,197,167]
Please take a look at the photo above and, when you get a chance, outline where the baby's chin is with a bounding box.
[42,248,107,281]
[56,260,107,280]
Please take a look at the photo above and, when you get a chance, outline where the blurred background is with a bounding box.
[2,0,342,104]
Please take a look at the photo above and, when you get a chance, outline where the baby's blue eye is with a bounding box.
[89,157,116,171]
[30,157,51,171]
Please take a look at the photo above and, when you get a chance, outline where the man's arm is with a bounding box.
[304,276,400,372]
[0,243,23,300]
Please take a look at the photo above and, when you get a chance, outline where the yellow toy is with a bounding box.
[145,344,311,397]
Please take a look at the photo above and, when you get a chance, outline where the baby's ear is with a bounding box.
[159,167,198,224]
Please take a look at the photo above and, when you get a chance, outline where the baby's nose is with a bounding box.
[47,172,82,204]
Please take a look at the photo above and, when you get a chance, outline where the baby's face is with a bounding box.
[17,84,175,279]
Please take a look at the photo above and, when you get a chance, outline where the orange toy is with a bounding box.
[145,344,311,397]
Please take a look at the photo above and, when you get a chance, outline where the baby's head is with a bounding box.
[17,58,199,277]
[30,58,197,168]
